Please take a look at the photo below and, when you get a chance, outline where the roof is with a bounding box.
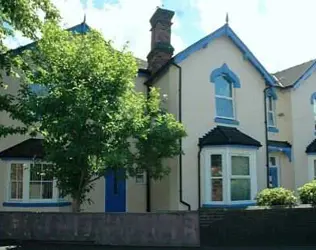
[273,59,316,88]
[199,126,262,148]
[173,24,277,86]
[268,140,291,148]
[0,138,44,159]
[306,139,316,153]
[10,22,148,70]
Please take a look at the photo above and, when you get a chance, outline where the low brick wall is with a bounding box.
[0,212,199,247]
[200,206,316,247]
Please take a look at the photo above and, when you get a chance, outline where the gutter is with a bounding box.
[264,86,272,188]
[172,62,191,211]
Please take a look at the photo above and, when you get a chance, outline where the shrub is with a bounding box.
[298,180,316,206]
[256,187,297,206]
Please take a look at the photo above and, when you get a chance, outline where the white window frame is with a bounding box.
[203,146,257,205]
[215,76,236,120]
[6,160,60,203]
[307,156,316,181]
[313,100,316,133]
[267,96,276,127]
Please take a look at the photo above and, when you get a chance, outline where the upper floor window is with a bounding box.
[267,96,276,127]
[310,93,316,134]
[211,64,240,121]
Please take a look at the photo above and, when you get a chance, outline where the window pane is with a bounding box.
[29,182,42,199]
[30,164,42,181]
[211,179,223,201]
[216,97,234,118]
[215,76,232,97]
[231,178,251,201]
[42,182,53,199]
[232,156,250,175]
[270,157,276,166]
[268,97,273,111]
[268,112,275,126]
[211,155,222,177]
[11,181,23,199]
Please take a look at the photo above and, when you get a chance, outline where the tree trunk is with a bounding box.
[72,197,81,212]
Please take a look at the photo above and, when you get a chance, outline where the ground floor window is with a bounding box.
[307,156,316,181]
[7,161,59,202]
[204,147,257,205]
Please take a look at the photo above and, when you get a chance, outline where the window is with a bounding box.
[314,160,316,180]
[215,76,235,119]
[8,161,59,202]
[210,155,223,201]
[313,100,316,133]
[29,163,53,199]
[211,64,240,122]
[135,169,145,184]
[230,156,250,201]
[205,148,256,205]
[267,96,276,127]
[10,163,24,199]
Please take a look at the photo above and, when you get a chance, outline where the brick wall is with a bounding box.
[0,212,199,247]
[200,207,316,247]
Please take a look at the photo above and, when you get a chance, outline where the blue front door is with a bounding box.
[105,169,126,212]
[269,167,279,188]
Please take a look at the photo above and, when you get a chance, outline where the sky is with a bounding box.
[5,0,316,73]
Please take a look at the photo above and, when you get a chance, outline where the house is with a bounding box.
[0,7,315,212]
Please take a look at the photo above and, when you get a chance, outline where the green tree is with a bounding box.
[0,0,60,137]
[17,23,186,212]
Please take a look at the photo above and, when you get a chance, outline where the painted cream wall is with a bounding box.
[0,73,148,212]
[269,88,292,143]
[290,73,316,190]
[178,36,268,210]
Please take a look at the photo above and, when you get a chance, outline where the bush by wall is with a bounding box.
[298,180,316,206]
[256,187,297,206]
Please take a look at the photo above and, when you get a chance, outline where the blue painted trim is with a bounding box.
[210,63,240,88]
[268,127,279,133]
[137,71,150,77]
[214,117,239,125]
[3,201,71,207]
[266,87,278,100]
[310,92,316,104]
[202,202,256,209]
[293,60,316,89]
[173,24,276,86]
[268,146,292,162]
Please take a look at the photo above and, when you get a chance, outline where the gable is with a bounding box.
[173,24,276,87]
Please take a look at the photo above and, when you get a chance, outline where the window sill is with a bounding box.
[3,201,71,207]
[202,201,256,209]
[268,127,279,133]
[214,117,239,125]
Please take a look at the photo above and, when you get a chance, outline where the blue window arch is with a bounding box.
[210,64,240,122]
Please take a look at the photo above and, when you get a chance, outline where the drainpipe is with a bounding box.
[172,62,191,211]
[146,85,151,212]
[264,85,272,188]
[197,145,202,209]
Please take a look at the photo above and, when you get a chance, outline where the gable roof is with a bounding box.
[10,22,148,70]
[0,138,44,159]
[198,126,262,148]
[173,24,277,86]
[274,59,316,88]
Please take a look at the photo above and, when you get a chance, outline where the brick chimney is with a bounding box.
[147,8,175,74]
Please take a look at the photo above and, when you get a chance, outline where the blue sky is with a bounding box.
[6,0,316,72]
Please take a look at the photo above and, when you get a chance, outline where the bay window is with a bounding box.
[205,147,257,205]
[7,161,59,202]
